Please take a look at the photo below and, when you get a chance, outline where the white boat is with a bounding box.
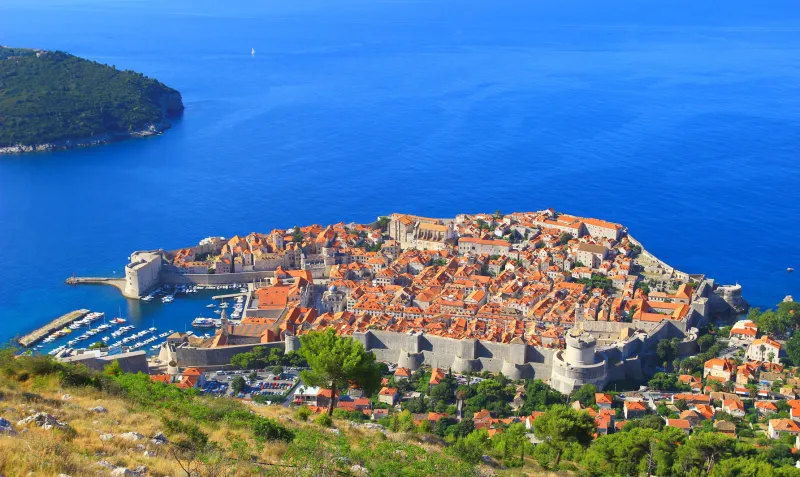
[251,48,255,55]
[206,304,216,308]
[192,317,216,329]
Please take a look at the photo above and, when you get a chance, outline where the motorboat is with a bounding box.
[192,317,216,329]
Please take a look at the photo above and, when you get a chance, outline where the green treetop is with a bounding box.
[298,328,382,416]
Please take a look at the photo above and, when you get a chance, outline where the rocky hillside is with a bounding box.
[0,350,561,477]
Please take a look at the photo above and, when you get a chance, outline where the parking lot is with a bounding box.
[202,369,300,401]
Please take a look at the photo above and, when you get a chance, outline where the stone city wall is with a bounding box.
[175,341,284,368]
[62,351,148,374]
[161,270,275,286]
[173,318,668,387]
[352,330,555,380]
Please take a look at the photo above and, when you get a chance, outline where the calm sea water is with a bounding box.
[1,0,799,346]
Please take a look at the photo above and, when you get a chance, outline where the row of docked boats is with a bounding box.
[42,312,119,344]
[142,284,205,303]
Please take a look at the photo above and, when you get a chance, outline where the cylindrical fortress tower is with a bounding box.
[564,328,597,366]
[550,327,608,394]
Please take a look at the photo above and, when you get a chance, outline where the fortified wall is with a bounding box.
[62,350,148,374]
[171,321,684,393]
[161,270,276,286]
[123,251,163,298]
[350,330,556,381]
[122,249,277,298]
[170,341,285,368]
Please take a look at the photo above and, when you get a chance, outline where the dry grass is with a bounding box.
[0,376,570,477]
[0,376,294,476]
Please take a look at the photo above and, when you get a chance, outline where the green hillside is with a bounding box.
[0,47,183,148]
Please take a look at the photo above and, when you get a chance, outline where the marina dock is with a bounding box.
[18,309,90,347]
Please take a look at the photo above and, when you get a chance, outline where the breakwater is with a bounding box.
[17,309,89,347]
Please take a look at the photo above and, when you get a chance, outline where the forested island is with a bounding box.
[0,46,183,154]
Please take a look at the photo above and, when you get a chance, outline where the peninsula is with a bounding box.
[27,210,800,476]
[74,209,748,392]
[0,46,183,154]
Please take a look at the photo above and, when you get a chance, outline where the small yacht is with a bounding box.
[251,47,255,56]
[192,317,216,329]
[206,303,216,308]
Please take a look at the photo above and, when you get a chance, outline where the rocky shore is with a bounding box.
[0,121,174,155]
[0,83,184,155]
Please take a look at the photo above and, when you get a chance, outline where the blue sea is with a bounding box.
[1,0,799,346]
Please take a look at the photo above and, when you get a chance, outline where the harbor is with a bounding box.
[17,309,90,347]
[20,284,248,359]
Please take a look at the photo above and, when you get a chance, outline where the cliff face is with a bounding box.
[159,90,185,118]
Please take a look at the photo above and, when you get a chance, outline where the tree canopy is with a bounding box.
[0,47,183,148]
[533,404,596,467]
[298,329,382,415]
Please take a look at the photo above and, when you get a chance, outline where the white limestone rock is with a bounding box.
[17,412,67,430]
[118,431,144,441]
[110,468,141,477]
[350,465,369,476]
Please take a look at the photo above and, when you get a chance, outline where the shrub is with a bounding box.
[295,405,312,421]
[315,413,333,428]
[253,416,294,442]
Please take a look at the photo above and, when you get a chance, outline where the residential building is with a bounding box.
[769,419,800,439]
[747,337,781,364]
[703,358,736,382]
[378,387,399,406]
[730,319,758,341]
[665,419,692,435]
[624,401,647,420]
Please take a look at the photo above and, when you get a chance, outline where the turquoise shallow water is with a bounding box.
[0,0,799,345]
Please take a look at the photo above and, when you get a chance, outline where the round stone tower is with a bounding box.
[549,327,608,394]
[564,329,597,366]
[284,333,301,353]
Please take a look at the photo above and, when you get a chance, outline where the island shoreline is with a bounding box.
[0,120,178,155]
